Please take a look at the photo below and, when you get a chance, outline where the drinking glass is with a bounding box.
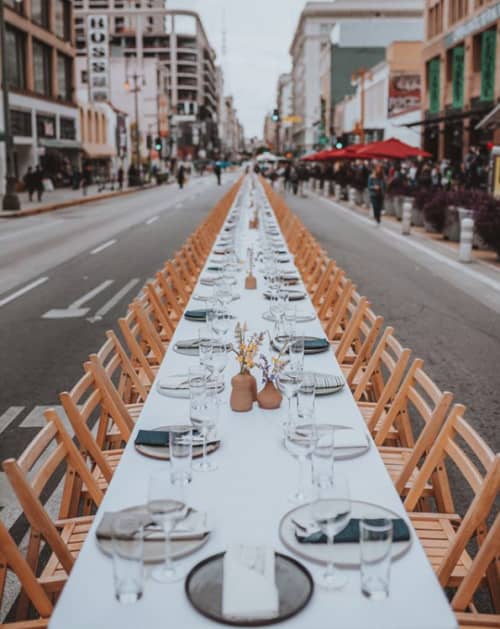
[147,473,188,583]
[215,279,233,309]
[360,518,393,600]
[298,373,316,422]
[289,336,304,371]
[192,388,219,472]
[189,366,207,424]
[311,425,336,489]
[111,513,144,604]
[277,369,303,429]
[212,310,232,341]
[211,341,228,404]
[169,425,193,487]
[311,477,351,589]
[198,327,213,373]
[284,420,318,503]
[283,303,297,340]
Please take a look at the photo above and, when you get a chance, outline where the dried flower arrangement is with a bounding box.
[232,323,265,375]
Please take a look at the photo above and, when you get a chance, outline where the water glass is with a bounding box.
[212,310,232,341]
[198,327,213,372]
[147,473,188,583]
[277,369,303,429]
[311,477,351,590]
[284,421,318,503]
[211,342,228,403]
[289,336,304,371]
[189,367,207,424]
[192,387,219,472]
[169,425,193,486]
[312,425,336,488]
[298,373,315,422]
[360,519,393,600]
[111,513,144,604]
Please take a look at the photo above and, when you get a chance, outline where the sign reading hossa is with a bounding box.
[388,74,421,118]
[87,15,110,102]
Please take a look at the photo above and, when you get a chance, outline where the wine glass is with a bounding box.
[147,472,188,583]
[212,310,232,341]
[192,387,219,472]
[198,327,213,373]
[214,279,233,309]
[211,341,228,404]
[310,477,351,589]
[277,369,304,430]
[284,417,318,503]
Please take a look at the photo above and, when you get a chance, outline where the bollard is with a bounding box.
[335,184,341,202]
[323,181,329,197]
[459,217,474,263]
[401,199,412,235]
[348,187,356,207]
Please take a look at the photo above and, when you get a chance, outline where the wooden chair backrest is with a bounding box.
[343,306,384,388]
[118,308,156,385]
[405,404,500,588]
[1,411,103,579]
[452,513,500,614]
[0,521,52,626]
[131,298,166,365]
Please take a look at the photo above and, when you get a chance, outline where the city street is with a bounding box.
[0,173,237,530]
[286,189,500,457]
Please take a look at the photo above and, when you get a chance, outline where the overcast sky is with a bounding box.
[169,0,306,138]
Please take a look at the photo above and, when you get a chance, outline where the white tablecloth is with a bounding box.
[50,178,457,629]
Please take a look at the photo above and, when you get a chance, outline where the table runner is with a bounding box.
[49,176,457,629]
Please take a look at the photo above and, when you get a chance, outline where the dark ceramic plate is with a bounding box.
[185,551,314,626]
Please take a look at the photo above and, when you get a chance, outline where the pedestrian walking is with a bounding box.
[214,162,222,185]
[177,164,186,189]
[368,165,385,226]
[82,165,91,196]
[290,166,299,195]
[117,167,124,190]
[23,167,36,202]
[33,165,44,202]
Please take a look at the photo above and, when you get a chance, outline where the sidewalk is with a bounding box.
[0,181,160,219]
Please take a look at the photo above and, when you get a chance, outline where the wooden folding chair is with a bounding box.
[0,521,53,628]
[404,404,500,590]
[452,514,500,625]
[2,410,103,598]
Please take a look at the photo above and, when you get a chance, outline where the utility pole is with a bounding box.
[0,0,21,210]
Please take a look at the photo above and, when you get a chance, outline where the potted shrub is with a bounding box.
[413,189,434,228]
[473,193,500,259]
[423,190,449,233]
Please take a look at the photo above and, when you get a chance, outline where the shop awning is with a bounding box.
[39,138,82,150]
[82,142,117,159]
[475,104,500,130]
[404,108,491,128]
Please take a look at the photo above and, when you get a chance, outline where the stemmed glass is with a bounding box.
[192,387,219,472]
[310,476,351,590]
[214,279,233,309]
[147,472,188,583]
[198,326,213,373]
[211,341,228,404]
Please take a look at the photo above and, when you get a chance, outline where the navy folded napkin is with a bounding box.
[304,338,330,351]
[296,518,410,544]
[135,430,170,447]
[184,309,207,321]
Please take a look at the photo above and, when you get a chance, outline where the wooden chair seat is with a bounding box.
[39,516,94,593]
[379,446,434,495]
[90,449,123,490]
[409,512,472,587]
[357,403,400,441]
[330,339,356,363]
[455,613,500,628]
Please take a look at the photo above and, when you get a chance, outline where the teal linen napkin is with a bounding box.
[296,518,410,544]
[135,430,170,447]
[304,338,330,351]
[184,309,207,321]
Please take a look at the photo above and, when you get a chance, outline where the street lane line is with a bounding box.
[90,239,116,255]
[43,279,114,318]
[145,216,159,225]
[0,407,24,435]
[87,278,140,322]
[0,277,49,308]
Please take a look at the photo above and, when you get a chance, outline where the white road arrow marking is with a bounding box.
[0,277,49,308]
[87,278,140,322]
[0,407,25,435]
[42,279,114,319]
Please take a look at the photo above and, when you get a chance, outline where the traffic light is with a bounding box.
[154,137,163,151]
[336,141,344,149]
[271,108,280,123]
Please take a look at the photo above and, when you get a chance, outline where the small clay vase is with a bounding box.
[230,373,257,412]
[257,381,282,410]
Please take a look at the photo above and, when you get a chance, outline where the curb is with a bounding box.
[0,183,159,219]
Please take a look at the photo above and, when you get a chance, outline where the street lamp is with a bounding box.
[0,0,22,210]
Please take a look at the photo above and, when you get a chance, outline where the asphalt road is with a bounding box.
[0,173,238,528]
[286,190,500,457]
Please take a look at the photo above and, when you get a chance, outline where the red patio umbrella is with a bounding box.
[356,138,431,159]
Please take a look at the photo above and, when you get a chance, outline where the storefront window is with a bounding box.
[5,27,26,90]
[57,53,73,101]
[54,0,71,41]
[60,117,76,140]
[33,40,52,97]
[36,114,56,138]
[31,0,49,27]
[428,57,441,114]
[10,110,32,137]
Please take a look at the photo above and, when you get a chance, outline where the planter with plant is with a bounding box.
[473,193,500,259]
[256,354,287,409]
[229,323,264,412]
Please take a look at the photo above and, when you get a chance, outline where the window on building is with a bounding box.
[57,54,73,101]
[10,110,32,136]
[5,27,26,90]
[449,0,468,25]
[33,40,52,96]
[60,117,76,140]
[36,114,56,138]
[31,0,49,27]
[81,69,88,84]
[54,0,71,41]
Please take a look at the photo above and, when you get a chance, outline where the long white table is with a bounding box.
[50,176,457,629]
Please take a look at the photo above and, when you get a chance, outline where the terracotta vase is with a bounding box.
[230,372,257,412]
[257,381,282,410]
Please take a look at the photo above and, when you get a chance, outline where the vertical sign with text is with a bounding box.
[87,15,110,102]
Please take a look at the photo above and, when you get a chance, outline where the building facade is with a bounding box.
[335,41,424,146]
[289,0,425,152]
[420,0,500,161]
[0,0,78,193]
[276,73,294,153]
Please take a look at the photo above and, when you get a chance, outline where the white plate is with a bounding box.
[262,311,315,324]
[157,374,224,397]
[279,500,412,567]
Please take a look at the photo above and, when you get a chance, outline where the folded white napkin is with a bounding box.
[332,426,367,449]
[222,544,279,620]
